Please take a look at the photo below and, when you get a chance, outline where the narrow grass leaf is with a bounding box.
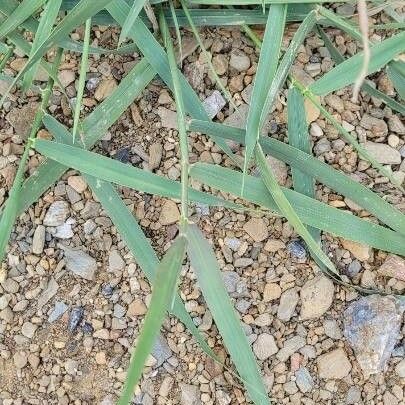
[187,224,269,405]
[22,0,62,92]
[118,0,146,46]
[243,4,287,189]
[33,140,238,210]
[189,119,405,235]
[310,31,405,96]
[0,0,47,40]
[118,236,187,405]
[190,162,405,256]
[387,61,405,101]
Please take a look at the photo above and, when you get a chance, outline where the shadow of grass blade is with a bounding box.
[310,31,405,96]
[244,4,287,191]
[118,0,146,46]
[255,145,339,276]
[33,140,238,210]
[0,0,112,105]
[22,0,62,92]
[118,236,187,405]
[189,162,405,256]
[0,0,47,40]
[287,87,320,242]
[188,120,405,235]
[187,224,270,405]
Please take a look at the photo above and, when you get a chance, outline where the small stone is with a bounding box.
[158,89,173,104]
[341,239,372,262]
[277,288,299,322]
[48,301,68,322]
[264,239,285,252]
[21,322,37,339]
[360,114,388,137]
[180,383,201,405]
[58,70,75,87]
[276,336,306,362]
[388,115,405,134]
[159,200,180,225]
[64,359,78,375]
[130,103,143,126]
[300,275,334,320]
[43,201,69,226]
[6,103,39,139]
[388,134,400,148]
[152,335,172,367]
[295,367,314,393]
[37,277,59,308]
[32,225,45,254]
[212,54,228,75]
[253,333,278,360]
[317,348,351,379]
[364,142,401,165]
[263,283,281,301]
[395,359,405,377]
[53,219,75,239]
[67,176,87,193]
[94,78,117,101]
[61,245,97,280]
[234,257,253,268]
[216,390,231,405]
[13,352,27,369]
[266,156,288,185]
[202,90,226,118]
[229,50,250,71]
[304,97,320,123]
[0,295,9,310]
[128,299,147,317]
[243,217,268,242]
[377,254,405,282]
[222,271,240,294]
[314,138,331,155]
[157,107,178,129]
[224,237,241,251]
[346,260,362,278]
[148,142,163,170]
[108,250,125,272]
[323,319,342,340]
[346,386,362,404]
[68,307,84,332]
[325,94,344,112]
[287,240,307,261]
[343,295,403,376]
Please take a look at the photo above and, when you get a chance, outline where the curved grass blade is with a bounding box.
[22,0,62,92]
[287,87,319,242]
[33,140,239,210]
[309,31,405,96]
[0,0,47,40]
[188,119,405,235]
[387,61,405,101]
[72,18,91,144]
[187,224,270,405]
[118,236,187,405]
[243,4,287,191]
[189,162,405,256]
[169,0,182,63]
[118,0,147,47]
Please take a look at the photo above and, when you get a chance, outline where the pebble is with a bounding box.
[13,352,27,369]
[295,367,314,393]
[377,254,405,281]
[157,106,178,129]
[48,301,68,323]
[43,201,70,227]
[243,217,268,242]
[0,295,9,310]
[148,142,163,170]
[229,50,250,71]
[346,386,362,404]
[222,271,240,294]
[212,54,228,75]
[128,298,147,316]
[346,259,362,278]
[21,321,37,339]
[61,245,97,280]
[202,90,226,118]
[180,383,200,405]
[6,102,39,139]
[53,219,75,239]
[323,319,342,340]
[300,275,334,320]
[114,147,130,163]
[159,200,180,225]
[277,288,299,321]
[68,307,84,332]
[234,257,253,268]
[152,335,172,366]
[94,78,118,101]
[343,295,404,376]
[224,237,241,251]
[317,348,352,379]
[108,250,125,272]
[32,225,45,254]
[341,239,372,262]
[364,142,401,165]
[266,156,288,185]
[388,115,405,134]
[37,277,59,308]
[264,239,285,252]
[253,333,278,360]
[360,114,388,137]
[67,175,87,193]
[58,70,75,87]
[287,239,307,261]
[276,336,306,362]
[395,359,405,377]
[325,94,344,112]
[263,283,281,301]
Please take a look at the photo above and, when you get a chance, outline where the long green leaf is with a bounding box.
[187,224,269,405]
[387,61,405,101]
[33,140,238,210]
[189,162,405,256]
[118,236,187,405]
[310,31,405,95]
[22,0,62,91]
[0,0,47,40]
[118,0,147,46]
[243,4,287,188]
[188,119,405,236]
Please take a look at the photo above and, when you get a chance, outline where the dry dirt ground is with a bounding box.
[0,13,405,405]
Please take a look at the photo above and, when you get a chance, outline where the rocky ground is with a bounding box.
[0,12,405,405]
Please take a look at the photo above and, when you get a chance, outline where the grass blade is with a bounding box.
[33,139,238,210]
[243,4,287,190]
[189,119,405,236]
[72,18,91,143]
[387,61,405,101]
[187,224,269,405]
[189,162,405,256]
[118,0,146,47]
[22,0,62,92]
[118,236,187,405]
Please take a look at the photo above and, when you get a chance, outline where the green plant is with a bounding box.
[0,1,404,403]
